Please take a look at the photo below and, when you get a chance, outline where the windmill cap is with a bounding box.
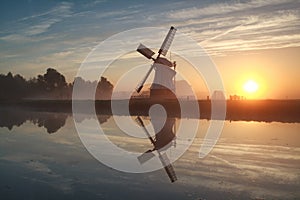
[155,57,173,67]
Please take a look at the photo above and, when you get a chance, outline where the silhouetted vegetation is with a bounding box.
[73,76,113,100]
[0,68,113,100]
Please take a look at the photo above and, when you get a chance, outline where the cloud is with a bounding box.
[53,50,74,58]
[0,2,73,41]
[162,0,300,55]
[25,18,60,36]
[202,12,300,54]
[167,0,295,19]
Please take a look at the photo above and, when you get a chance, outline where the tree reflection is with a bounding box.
[0,107,111,134]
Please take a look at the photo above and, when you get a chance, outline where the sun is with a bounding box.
[243,80,259,93]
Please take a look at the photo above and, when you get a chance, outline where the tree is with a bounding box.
[43,68,67,91]
[96,77,113,100]
[0,72,27,100]
[0,68,114,100]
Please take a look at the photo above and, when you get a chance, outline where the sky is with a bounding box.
[0,0,300,99]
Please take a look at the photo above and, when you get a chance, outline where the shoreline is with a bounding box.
[1,99,300,123]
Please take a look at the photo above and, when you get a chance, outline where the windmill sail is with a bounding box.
[137,43,155,59]
[159,153,177,182]
[137,150,155,164]
[135,64,155,93]
[158,26,177,56]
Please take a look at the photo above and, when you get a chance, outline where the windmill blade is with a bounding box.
[137,43,155,59]
[138,150,155,164]
[135,117,155,144]
[158,26,177,56]
[164,164,177,183]
[136,117,156,164]
[135,116,145,127]
[135,64,155,93]
[159,152,177,182]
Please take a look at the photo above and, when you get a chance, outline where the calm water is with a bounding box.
[0,108,299,200]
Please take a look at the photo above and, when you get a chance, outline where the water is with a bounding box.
[0,108,299,200]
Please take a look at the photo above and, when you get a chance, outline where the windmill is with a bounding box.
[136,26,177,99]
[135,116,177,183]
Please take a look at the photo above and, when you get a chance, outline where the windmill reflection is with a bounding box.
[135,116,177,183]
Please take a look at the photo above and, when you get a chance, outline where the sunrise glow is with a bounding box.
[243,80,259,94]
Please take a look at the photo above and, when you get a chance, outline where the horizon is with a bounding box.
[1,69,299,100]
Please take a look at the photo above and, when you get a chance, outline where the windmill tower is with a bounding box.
[136,26,177,99]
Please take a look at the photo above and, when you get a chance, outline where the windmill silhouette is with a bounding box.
[136,26,177,99]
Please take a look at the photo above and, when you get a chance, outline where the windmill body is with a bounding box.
[151,59,176,99]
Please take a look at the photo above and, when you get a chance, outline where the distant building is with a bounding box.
[211,90,225,100]
[229,94,245,100]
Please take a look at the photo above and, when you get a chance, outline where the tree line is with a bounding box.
[0,68,113,100]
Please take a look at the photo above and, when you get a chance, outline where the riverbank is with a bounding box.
[0,99,299,123]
